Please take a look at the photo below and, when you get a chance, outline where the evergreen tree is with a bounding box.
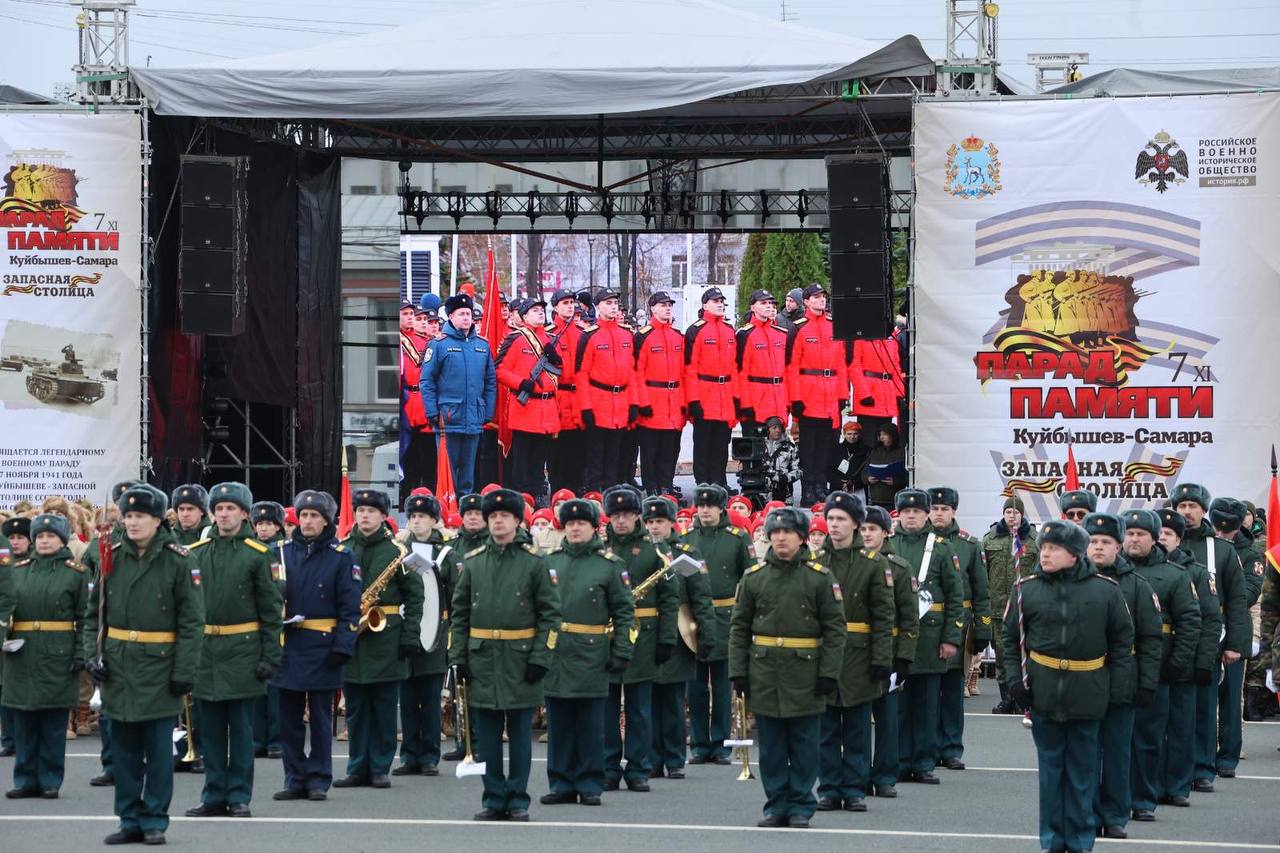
[759,232,828,304]
[738,232,768,293]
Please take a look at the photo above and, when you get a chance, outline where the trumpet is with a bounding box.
[180,693,198,763]
[725,692,755,781]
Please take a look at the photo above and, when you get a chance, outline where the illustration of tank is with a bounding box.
[0,356,21,371]
[24,343,105,404]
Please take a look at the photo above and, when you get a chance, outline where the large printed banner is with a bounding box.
[914,94,1280,525]
[0,112,143,504]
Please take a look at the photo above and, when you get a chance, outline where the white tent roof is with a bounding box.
[131,0,928,120]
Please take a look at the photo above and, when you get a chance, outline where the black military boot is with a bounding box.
[1244,686,1264,722]
[991,682,1015,715]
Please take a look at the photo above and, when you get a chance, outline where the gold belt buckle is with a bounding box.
[128,630,138,641]
[33,621,41,630]
[209,625,220,636]
[774,637,784,647]
[1058,658,1070,671]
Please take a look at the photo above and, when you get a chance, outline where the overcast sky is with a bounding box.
[1,0,1277,96]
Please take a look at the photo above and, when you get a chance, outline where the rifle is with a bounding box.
[516,326,566,405]
[91,498,114,675]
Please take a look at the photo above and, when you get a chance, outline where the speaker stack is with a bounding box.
[825,155,891,340]
[179,155,250,336]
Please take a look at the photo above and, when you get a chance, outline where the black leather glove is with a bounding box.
[638,406,654,419]
[687,401,705,421]
[1009,681,1033,709]
[87,660,109,683]
[169,680,193,697]
[518,379,536,396]
[454,663,470,683]
[581,409,596,429]
[814,676,838,696]
[605,656,628,674]
[67,658,85,675]
[1194,668,1212,686]
[1135,687,1155,708]
[738,407,755,424]
[731,676,749,698]
[655,642,675,664]
[524,663,548,683]
[791,401,805,418]
[869,664,891,683]
[893,657,911,681]
[544,347,563,368]
[325,652,352,669]
[254,660,278,681]
[627,405,641,426]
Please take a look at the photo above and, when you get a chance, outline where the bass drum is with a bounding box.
[420,564,442,652]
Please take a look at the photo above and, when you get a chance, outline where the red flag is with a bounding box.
[337,470,354,538]
[436,430,459,519]
[1064,442,1080,494]
[1267,445,1280,552]
[478,246,512,457]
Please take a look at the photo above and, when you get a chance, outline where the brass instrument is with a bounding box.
[358,538,409,635]
[180,693,198,763]
[453,671,486,777]
[727,693,755,781]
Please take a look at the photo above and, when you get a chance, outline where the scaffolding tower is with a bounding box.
[938,0,1000,96]
[71,0,139,104]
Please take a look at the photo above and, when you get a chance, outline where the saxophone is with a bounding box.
[357,538,409,635]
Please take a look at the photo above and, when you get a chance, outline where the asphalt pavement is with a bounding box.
[1,682,1276,852]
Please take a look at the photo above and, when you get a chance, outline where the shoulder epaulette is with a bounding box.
[728,526,743,536]
[746,561,764,573]
[677,543,692,552]
[464,545,486,559]
[332,543,346,552]
[886,554,910,569]
[166,543,189,557]
[618,321,633,330]
[692,319,706,327]
[1094,574,1119,585]
[861,548,875,559]
[770,323,786,333]
[111,541,123,551]
[737,323,752,333]
[66,559,84,573]
[809,561,830,574]
[244,538,269,554]
[959,530,977,542]
[794,317,809,326]
[14,558,32,567]
[187,538,212,550]
[1015,574,1040,585]
[638,324,652,334]
[603,550,624,563]
[522,543,540,555]
[581,323,599,333]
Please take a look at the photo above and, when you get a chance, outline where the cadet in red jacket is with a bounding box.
[633,290,685,496]
[848,338,903,446]
[575,289,638,491]
[785,283,850,505]
[684,287,737,488]
[400,304,439,503]
[735,289,789,434]
[548,289,587,494]
[495,298,561,504]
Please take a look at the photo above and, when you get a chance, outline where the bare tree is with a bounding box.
[524,233,544,298]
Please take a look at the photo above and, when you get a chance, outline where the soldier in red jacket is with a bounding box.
[547,289,587,494]
[785,283,850,505]
[400,303,438,502]
[848,337,903,446]
[684,288,737,488]
[575,290,638,491]
[495,298,561,504]
[633,290,685,496]
[734,289,789,434]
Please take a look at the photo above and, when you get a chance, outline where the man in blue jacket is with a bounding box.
[421,293,497,495]
[269,490,361,802]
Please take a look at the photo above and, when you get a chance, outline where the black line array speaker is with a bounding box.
[826,155,891,340]
[180,155,250,336]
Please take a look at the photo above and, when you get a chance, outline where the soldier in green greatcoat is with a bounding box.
[730,507,845,828]
[1206,496,1258,777]
[646,496,715,779]
[928,486,991,770]
[539,498,633,806]
[395,493,449,776]
[1122,509,1201,822]
[450,488,560,822]
[602,486,679,792]
[1003,519,1135,853]
[862,506,918,799]
[1156,507,1218,807]
[814,492,894,813]
[170,484,211,547]
[681,483,752,764]
[334,489,423,790]
[249,501,287,761]
[1170,484,1248,792]
[84,484,205,847]
[182,483,282,819]
[0,518,21,759]
[983,495,1040,713]
[886,488,964,785]
[441,492,486,763]
[2,513,89,799]
[1084,512,1163,840]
